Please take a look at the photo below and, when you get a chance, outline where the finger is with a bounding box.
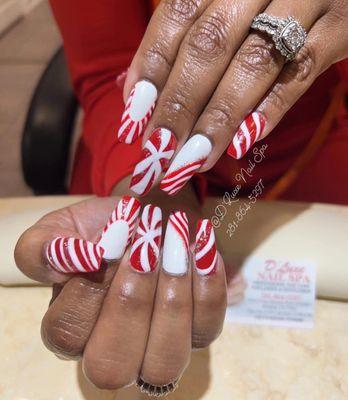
[14,212,103,284]
[256,13,346,142]
[14,197,139,284]
[192,0,326,164]
[132,0,270,196]
[140,211,192,386]
[41,264,116,359]
[119,0,212,144]
[192,220,227,349]
[82,205,162,390]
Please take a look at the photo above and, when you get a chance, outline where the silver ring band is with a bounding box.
[251,14,307,62]
[136,378,179,397]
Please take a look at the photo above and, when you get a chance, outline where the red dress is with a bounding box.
[50,0,348,204]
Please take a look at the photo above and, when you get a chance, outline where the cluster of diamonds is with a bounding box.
[251,14,307,61]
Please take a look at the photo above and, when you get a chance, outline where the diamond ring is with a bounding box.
[251,14,307,62]
[136,377,179,397]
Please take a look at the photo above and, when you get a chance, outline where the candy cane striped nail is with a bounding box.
[163,211,189,275]
[227,112,266,159]
[130,128,177,196]
[129,205,162,273]
[194,220,217,276]
[98,196,141,261]
[160,134,212,196]
[46,237,104,274]
[118,80,157,144]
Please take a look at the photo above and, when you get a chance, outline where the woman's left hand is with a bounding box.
[121,0,348,196]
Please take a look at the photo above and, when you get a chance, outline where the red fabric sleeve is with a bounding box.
[49,0,151,195]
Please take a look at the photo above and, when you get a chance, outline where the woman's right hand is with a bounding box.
[14,196,227,391]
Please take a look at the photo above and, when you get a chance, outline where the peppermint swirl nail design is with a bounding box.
[227,112,266,159]
[130,128,177,196]
[46,237,104,274]
[118,81,157,144]
[129,205,162,272]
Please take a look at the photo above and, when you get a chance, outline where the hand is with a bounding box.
[14,196,227,390]
[119,0,348,196]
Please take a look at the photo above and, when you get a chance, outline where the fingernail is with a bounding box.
[129,205,162,272]
[194,219,217,276]
[116,69,128,89]
[162,211,189,276]
[118,80,157,144]
[160,134,212,195]
[227,112,266,159]
[130,128,177,196]
[46,237,104,274]
[98,196,141,261]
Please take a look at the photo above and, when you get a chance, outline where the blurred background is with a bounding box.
[0,0,64,197]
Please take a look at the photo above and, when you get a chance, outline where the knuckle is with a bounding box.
[83,357,133,390]
[161,294,189,314]
[264,82,290,114]
[207,101,237,130]
[114,283,152,311]
[237,34,280,77]
[192,331,218,349]
[289,44,316,83]
[160,91,195,122]
[142,42,172,73]
[187,12,229,61]
[162,0,202,25]
[41,312,87,358]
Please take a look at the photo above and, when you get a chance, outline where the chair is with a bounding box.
[21,48,78,194]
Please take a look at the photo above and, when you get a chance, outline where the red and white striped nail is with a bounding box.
[194,219,218,276]
[118,80,157,144]
[160,134,212,196]
[46,237,104,274]
[163,211,189,275]
[98,196,141,261]
[129,205,162,273]
[227,112,266,159]
[130,128,177,196]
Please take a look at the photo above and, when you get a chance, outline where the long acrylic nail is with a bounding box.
[129,205,162,272]
[160,134,212,195]
[46,237,104,274]
[162,211,189,275]
[194,219,217,276]
[118,80,157,144]
[227,112,266,159]
[98,196,141,261]
[130,128,177,196]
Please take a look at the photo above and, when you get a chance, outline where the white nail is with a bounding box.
[98,196,141,261]
[160,134,212,195]
[162,211,189,275]
[118,80,157,144]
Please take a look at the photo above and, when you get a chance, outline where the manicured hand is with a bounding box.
[15,196,227,390]
[119,0,348,196]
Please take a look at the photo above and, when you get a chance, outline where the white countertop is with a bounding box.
[0,286,347,400]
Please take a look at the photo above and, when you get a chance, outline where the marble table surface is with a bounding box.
[0,286,347,400]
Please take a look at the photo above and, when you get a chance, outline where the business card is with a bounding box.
[226,257,317,329]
